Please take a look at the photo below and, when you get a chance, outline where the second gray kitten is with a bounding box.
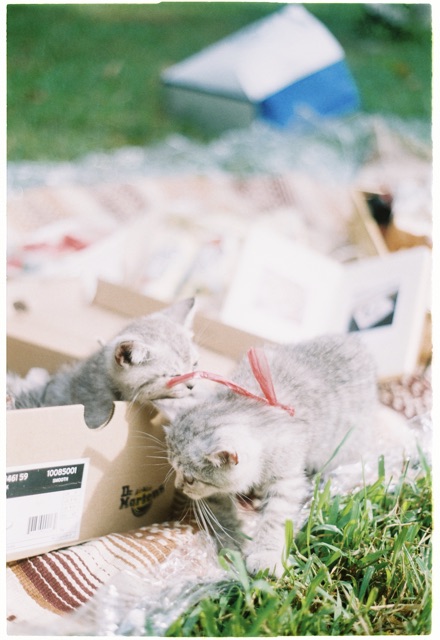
[9,298,198,428]
[165,334,419,577]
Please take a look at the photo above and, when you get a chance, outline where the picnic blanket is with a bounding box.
[6,116,432,635]
[7,115,432,310]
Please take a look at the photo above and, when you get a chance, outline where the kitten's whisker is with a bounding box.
[194,500,215,542]
[164,467,174,481]
[164,467,176,486]
[195,500,211,533]
[140,448,169,459]
[127,432,168,454]
[140,462,171,470]
[127,392,160,419]
[201,499,237,544]
[130,389,143,406]
[200,502,223,547]
[126,438,166,451]
[196,499,237,551]
[127,436,161,446]
[135,452,169,460]
[174,498,193,525]
[234,492,254,507]
[192,503,204,532]
[191,500,205,532]
[130,430,167,446]
[127,398,142,417]
[125,443,168,458]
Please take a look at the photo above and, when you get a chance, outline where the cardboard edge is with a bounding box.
[7,335,79,376]
[349,191,389,257]
[93,279,269,360]
[7,397,161,433]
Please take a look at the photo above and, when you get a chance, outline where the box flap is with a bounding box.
[7,277,125,362]
[7,277,267,377]
[94,279,267,361]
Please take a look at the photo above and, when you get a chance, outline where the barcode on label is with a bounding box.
[27,513,58,534]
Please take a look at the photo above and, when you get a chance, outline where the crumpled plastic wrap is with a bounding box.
[8,113,432,243]
[324,411,432,497]
[12,529,233,636]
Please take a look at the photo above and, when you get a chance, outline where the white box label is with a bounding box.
[6,459,89,555]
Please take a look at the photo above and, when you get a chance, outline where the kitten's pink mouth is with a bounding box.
[167,348,295,416]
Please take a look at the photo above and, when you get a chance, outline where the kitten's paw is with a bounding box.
[245,549,284,578]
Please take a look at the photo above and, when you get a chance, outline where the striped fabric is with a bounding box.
[7,519,206,631]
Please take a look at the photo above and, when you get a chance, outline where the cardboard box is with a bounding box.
[6,401,172,563]
[7,278,264,561]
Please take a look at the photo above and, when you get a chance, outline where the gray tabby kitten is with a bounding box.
[165,334,418,577]
[9,298,198,428]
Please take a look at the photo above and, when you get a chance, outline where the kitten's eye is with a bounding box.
[184,473,194,485]
[192,361,199,368]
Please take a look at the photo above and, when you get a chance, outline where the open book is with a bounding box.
[221,226,431,379]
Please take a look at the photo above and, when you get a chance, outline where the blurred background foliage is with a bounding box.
[7,2,432,161]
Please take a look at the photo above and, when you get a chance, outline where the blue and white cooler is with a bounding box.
[161,4,361,132]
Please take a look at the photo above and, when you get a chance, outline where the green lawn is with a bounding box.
[7,2,432,161]
[166,464,432,636]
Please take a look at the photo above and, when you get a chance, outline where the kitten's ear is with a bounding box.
[206,450,239,467]
[114,340,150,367]
[162,298,196,328]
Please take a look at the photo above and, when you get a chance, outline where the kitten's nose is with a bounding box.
[185,381,195,390]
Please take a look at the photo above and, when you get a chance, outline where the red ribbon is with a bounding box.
[166,347,295,417]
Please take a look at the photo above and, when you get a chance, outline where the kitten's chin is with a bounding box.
[184,486,218,500]
[166,386,192,399]
[137,384,193,402]
[160,379,196,399]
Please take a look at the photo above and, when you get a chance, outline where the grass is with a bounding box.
[166,460,432,636]
[6,2,432,161]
